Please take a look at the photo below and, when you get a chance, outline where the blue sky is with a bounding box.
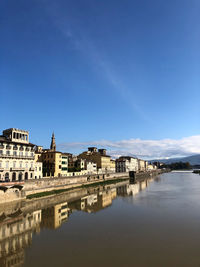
[1,0,200,158]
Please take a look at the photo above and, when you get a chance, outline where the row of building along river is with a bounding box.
[0,127,157,182]
[0,171,200,266]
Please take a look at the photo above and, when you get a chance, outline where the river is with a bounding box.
[0,172,200,267]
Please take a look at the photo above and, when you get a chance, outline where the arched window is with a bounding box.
[12,172,16,181]
[19,172,23,181]
[25,172,28,180]
[5,172,9,182]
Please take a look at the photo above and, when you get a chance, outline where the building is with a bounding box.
[116,156,139,173]
[0,128,36,182]
[138,159,148,171]
[78,147,115,173]
[85,161,97,174]
[68,155,97,175]
[37,133,70,178]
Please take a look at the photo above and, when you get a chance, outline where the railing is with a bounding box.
[10,167,25,171]
[0,154,34,159]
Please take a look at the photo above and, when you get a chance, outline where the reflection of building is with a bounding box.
[69,188,117,213]
[0,209,41,267]
[0,128,36,182]
[117,181,148,197]
[41,202,70,229]
[139,180,148,190]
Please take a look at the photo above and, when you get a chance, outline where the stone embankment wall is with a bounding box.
[0,188,26,203]
[0,180,129,217]
[24,172,129,196]
[129,169,168,182]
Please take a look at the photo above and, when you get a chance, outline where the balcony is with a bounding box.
[10,167,25,171]
[0,153,34,159]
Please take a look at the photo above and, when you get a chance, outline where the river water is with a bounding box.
[1,172,200,267]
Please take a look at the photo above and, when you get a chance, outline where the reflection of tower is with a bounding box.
[50,132,56,151]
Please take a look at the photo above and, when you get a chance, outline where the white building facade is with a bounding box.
[116,156,139,173]
[0,128,40,182]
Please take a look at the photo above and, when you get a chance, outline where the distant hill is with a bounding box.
[151,154,200,166]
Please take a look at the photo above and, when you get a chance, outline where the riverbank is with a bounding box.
[0,169,166,203]
[26,177,129,199]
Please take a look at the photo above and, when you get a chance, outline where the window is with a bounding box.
[0,150,2,155]
[25,162,28,168]
[0,161,1,168]
[13,162,16,168]
[6,150,10,155]
[6,162,9,168]
[13,151,17,156]
[20,161,22,168]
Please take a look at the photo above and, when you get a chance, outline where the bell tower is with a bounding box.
[50,132,56,151]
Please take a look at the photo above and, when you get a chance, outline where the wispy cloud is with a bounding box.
[58,135,200,160]
[43,2,150,122]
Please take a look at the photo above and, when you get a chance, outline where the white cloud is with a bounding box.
[57,135,200,160]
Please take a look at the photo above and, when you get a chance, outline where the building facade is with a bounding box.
[116,156,139,173]
[78,147,115,173]
[0,128,37,182]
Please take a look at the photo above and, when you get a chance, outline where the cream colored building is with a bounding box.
[116,156,139,173]
[0,128,36,182]
[36,133,70,178]
[78,147,115,173]
[34,162,43,179]
[138,159,148,171]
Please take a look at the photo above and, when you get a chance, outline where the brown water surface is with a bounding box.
[1,172,200,267]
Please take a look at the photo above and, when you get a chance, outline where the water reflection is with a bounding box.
[69,188,117,213]
[117,177,158,197]
[0,177,155,266]
[0,209,41,266]
[41,202,70,229]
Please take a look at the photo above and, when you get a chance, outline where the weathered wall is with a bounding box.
[23,172,129,195]
[0,189,25,203]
